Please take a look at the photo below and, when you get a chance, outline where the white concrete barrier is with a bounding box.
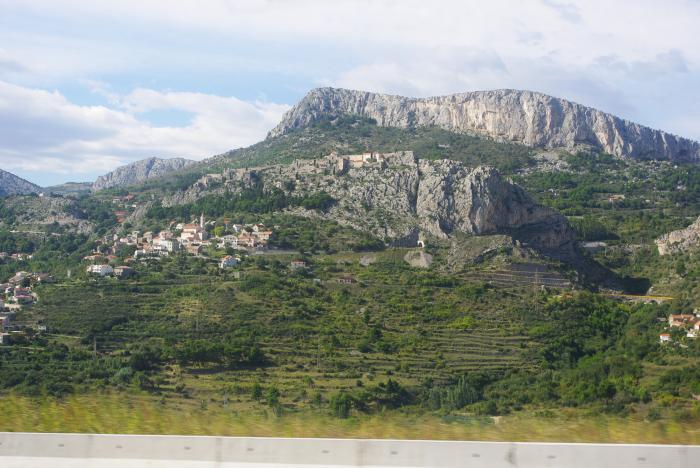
[0,432,698,467]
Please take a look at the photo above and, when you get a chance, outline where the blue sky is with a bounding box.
[1,0,699,186]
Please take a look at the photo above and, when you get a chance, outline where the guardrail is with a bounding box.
[1,432,698,467]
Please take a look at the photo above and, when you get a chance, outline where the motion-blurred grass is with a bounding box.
[1,393,699,444]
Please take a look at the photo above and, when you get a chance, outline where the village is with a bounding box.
[660,311,700,344]
[83,213,274,277]
[0,271,52,345]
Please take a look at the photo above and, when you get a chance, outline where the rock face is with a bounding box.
[656,216,700,255]
[0,169,41,196]
[92,157,194,192]
[165,151,577,258]
[269,88,700,162]
[0,195,93,234]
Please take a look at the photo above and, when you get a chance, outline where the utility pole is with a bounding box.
[93,336,97,359]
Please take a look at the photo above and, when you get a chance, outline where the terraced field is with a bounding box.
[21,249,558,408]
[462,263,572,289]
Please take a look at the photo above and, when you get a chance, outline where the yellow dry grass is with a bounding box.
[1,393,699,444]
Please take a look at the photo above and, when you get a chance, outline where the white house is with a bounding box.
[659,333,671,343]
[86,264,113,276]
[217,235,239,249]
[688,321,700,338]
[154,238,180,253]
[219,256,238,269]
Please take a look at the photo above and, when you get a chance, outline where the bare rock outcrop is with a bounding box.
[92,157,194,192]
[164,151,577,258]
[0,195,92,234]
[0,169,41,196]
[656,216,700,255]
[269,88,700,162]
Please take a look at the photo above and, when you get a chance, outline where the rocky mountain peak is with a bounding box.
[92,157,194,192]
[269,87,700,162]
[0,169,42,196]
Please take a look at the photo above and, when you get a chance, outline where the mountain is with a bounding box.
[92,157,195,192]
[46,181,93,196]
[164,151,577,259]
[269,88,700,162]
[0,169,42,196]
[655,216,700,255]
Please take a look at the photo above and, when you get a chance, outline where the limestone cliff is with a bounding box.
[269,88,700,162]
[92,157,194,192]
[656,216,700,255]
[0,169,41,196]
[164,151,576,257]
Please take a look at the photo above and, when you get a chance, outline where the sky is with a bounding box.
[1,0,699,186]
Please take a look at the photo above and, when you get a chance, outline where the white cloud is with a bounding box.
[541,0,582,23]
[0,80,289,182]
[0,0,697,184]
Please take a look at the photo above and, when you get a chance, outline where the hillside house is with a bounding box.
[0,333,9,345]
[336,276,355,284]
[186,244,203,255]
[86,264,113,276]
[12,291,33,304]
[180,214,208,243]
[153,238,180,253]
[237,233,257,248]
[219,256,238,269]
[256,230,273,242]
[217,235,238,249]
[669,314,695,327]
[659,333,671,343]
[290,259,307,269]
[8,271,28,285]
[114,266,135,279]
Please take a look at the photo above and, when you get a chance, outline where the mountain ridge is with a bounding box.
[269,87,700,162]
[92,157,195,192]
[0,169,42,196]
